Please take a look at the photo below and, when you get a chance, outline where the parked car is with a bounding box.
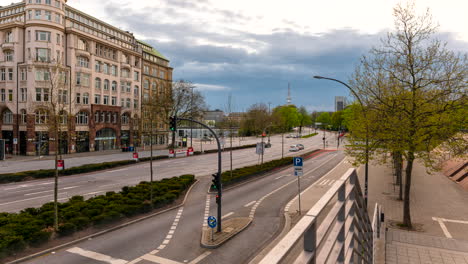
[289,145,299,152]
[296,144,304,150]
[286,134,294,138]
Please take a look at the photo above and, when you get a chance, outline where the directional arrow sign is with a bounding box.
[207,216,217,229]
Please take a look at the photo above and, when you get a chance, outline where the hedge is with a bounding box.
[195,143,256,155]
[0,174,195,259]
[301,133,318,138]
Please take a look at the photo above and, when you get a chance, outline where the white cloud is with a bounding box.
[194,83,231,91]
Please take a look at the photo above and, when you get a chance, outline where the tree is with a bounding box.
[239,103,270,136]
[316,112,331,127]
[349,3,467,228]
[33,60,70,231]
[272,105,300,157]
[331,111,344,130]
[297,106,312,135]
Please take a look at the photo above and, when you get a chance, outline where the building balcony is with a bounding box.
[1,42,15,50]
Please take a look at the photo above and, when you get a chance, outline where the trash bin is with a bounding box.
[128,146,134,152]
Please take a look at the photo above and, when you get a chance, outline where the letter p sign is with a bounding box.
[293,157,303,167]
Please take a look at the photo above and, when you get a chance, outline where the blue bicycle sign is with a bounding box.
[207,216,217,228]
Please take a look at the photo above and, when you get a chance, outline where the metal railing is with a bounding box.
[259,168,381,264]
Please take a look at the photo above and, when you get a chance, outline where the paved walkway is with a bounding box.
[360,159,468,263]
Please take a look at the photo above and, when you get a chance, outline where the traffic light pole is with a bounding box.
[175,117,223,232]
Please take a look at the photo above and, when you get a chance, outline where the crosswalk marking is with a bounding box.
[66,247,127,264]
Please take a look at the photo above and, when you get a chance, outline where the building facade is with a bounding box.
[0,0,172,155]
[335,96,346,112]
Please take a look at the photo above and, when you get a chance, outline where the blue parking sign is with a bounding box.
[293,157,303,167]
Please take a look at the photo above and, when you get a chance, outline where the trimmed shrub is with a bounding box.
[301,133,318,138]
[57,223,76,236]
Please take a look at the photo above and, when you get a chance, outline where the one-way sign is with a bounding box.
[293,157,303,167]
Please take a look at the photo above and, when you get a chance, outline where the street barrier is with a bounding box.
[259,168,382,264]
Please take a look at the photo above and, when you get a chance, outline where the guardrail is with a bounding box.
[259,168,381,264]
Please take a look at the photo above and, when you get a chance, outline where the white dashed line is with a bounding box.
[66,247,127,264]
[222,212,234,219]
[203,195,211,228]
[244,201,256,207]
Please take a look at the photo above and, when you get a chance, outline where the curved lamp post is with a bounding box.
[313,75,369,207]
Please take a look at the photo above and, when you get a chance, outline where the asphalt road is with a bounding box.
[22,147,345,264]
[0,132,340,212]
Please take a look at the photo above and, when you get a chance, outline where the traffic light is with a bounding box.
[215,194,220,204]
[211,173,220,190]
[169,116,177,131]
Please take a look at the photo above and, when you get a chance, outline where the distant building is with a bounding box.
[228,112,244,125]
[203,110,225,127]
[335,96,347,112]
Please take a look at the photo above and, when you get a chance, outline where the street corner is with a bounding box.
[200,217,252,249]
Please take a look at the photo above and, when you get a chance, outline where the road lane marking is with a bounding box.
[0,194,52,206]
[108,168,128,173]
[432,217,452,238]
[83,191,105,196]
[141,254,181,264]
[222,212,234,219]
[63,186,80,190]
[189,251,212,264]
[328,180,335,185]
[203,195,210,228]
[25,190,53,196]
[244,201,256,207]
[320,179,330,185]
[66,247,127,264]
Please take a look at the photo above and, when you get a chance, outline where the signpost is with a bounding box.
[293,157,303,215]
[57,159,64,170]
[207,216,217,241]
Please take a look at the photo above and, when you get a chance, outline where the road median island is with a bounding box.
[0,144,257,185]
[0,175,196,262]
[212,149,323,191]
[301,132,318,138]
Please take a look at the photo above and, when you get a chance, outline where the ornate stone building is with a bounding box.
[0,0,172,155]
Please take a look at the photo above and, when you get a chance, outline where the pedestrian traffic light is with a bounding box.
[211,173,220,190]
[215,194,220,204]
[169,116,176,131]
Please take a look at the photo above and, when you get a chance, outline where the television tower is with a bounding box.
[286,83,292,105]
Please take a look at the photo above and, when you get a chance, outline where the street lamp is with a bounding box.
[313,75,369,207]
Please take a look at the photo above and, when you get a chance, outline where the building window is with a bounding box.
[58,90,67,104]
[0,69,5,81]
[35,69,50,81]
[28,10,32,20]
[143,93,149,103]
[76,93,81,104]
[36,48,50,62]
[55,14,60,24]
[134,85,139,96]
[95,61,101,72]
[59,110,67,124]
[111,96,116,106]
[144,65,149,74]
[103,63,109,74]
[76,56,89,68]
[0,89,5,101]
[121,113,129,124]
[76,111,88,125]
[143,79,149,90]
[21,69,27,80]
[126,82,131,93]
[8,69,13,81]
[20,109,27,124]
[94,94,101,104]
[82,93,89,104]
[55,0,60,8]
[45,0,51,4]
[103,79,109,90]
[76,72,90,86]
[126,98,131,108]
[35,88,49,102]
[134,99,138,109]
[5,51,13,61]
[35,110,49,124]
[111,81,117,91]
[134,71,139,81]
[106,112,111,123]
[7,90,12,101]
[94,111,99,123]
[56,33,60,45]
[100,112,105,122]
[94,77,101,89]
[121,68,130,78]
[152,81,157,91]
[45,11,51,21]
[2,110,13,124]
[20,88,27,102]
[36,31,51,42]
[111,65,117,76]
[35,10,41,20]
[77,39,88,51]
[103,95,109,105]
[120,98,124,107]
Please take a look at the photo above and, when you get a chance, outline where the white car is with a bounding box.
[289,145,299,152]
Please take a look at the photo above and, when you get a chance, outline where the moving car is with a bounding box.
[296,144,304,150]
[289,145,299,152]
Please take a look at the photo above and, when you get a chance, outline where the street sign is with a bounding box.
[294,168,303,176]
[256,143,264,155]
[207,216,217,228]
[293,157,303,167]
[13,138,17,144]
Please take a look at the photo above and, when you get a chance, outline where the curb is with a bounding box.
[6,179,200,264]
[200,217,253,249]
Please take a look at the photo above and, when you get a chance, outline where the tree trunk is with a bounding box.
[393,151,403,200]
[150,131,153,208]
[54,125,59,231]
[403,151,414,229]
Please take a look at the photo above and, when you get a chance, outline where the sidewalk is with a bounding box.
[361,160,468,264]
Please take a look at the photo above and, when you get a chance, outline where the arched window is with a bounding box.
[75,111,88,125]
[2,109,13,124]
[77,39,88,51]
[103,79,109,90]
[20,109,27,124]
[111,81,117,91]
[126,98,131,108]
[83,93,89,104]
[144,79,149,90]
[95,78,101,89]
[35,109,48,124]
[134,85,139,96]
[152,81,157,91]
[77,56,89,68]
[121,113,129,124]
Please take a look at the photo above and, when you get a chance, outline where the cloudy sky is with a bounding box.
[68,0,468,112]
